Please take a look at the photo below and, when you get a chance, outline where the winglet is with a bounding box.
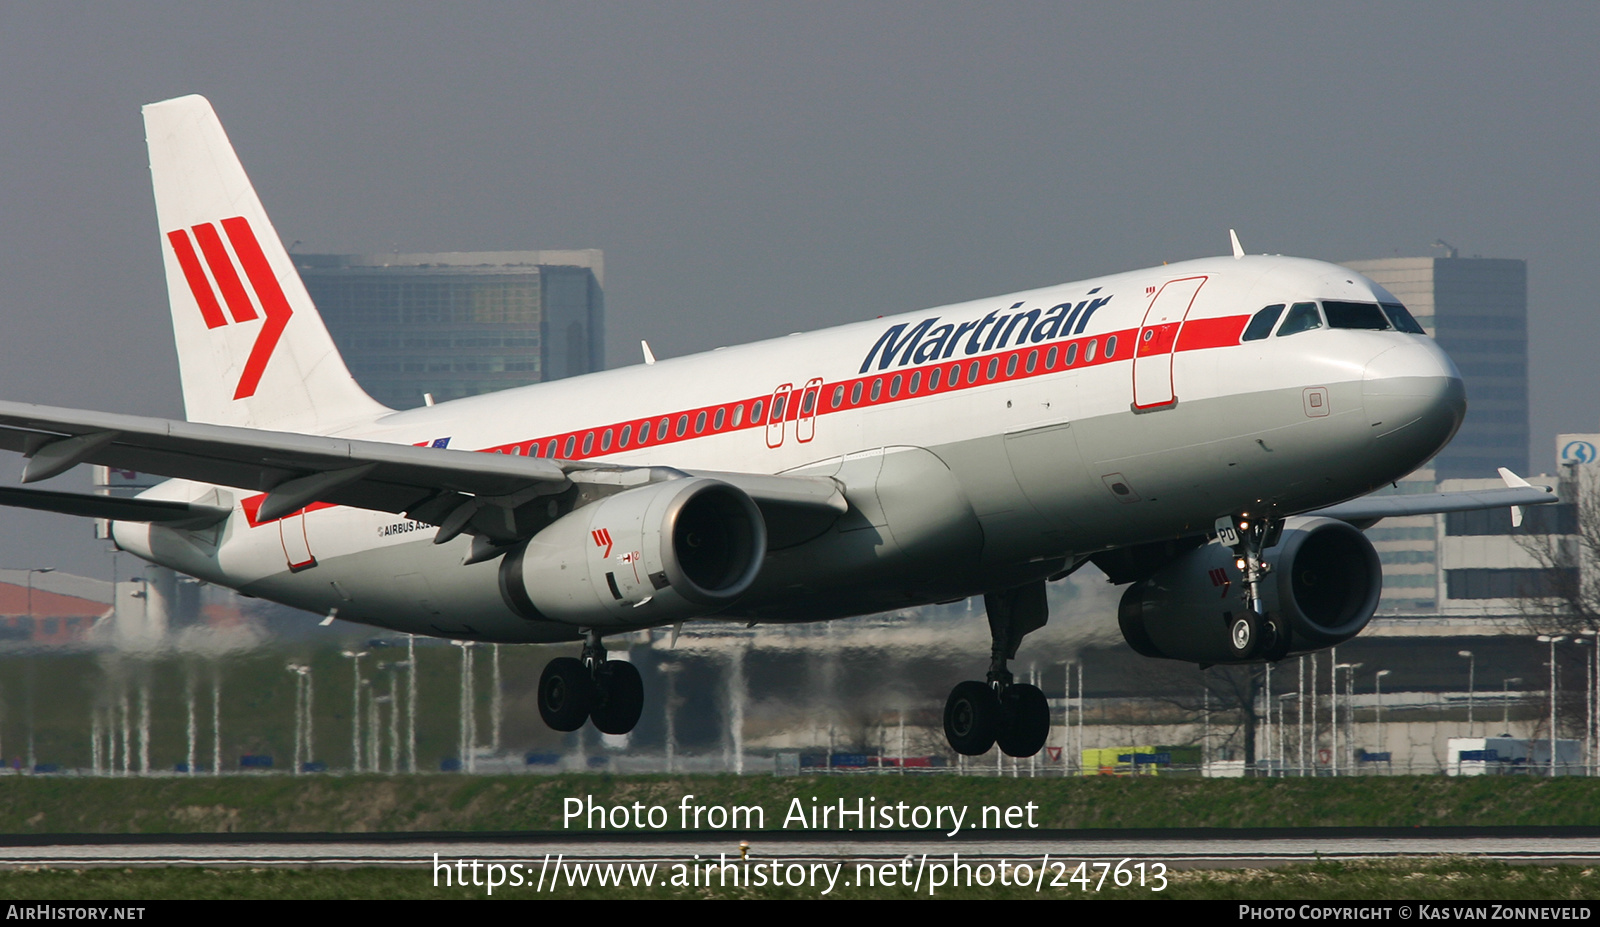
[642,341,657,365]
[1229,229,1245,259]
[1499,467,1537,527]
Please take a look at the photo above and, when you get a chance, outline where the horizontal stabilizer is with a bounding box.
[0,485,228,529]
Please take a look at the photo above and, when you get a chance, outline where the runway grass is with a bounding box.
[0,859,1595,900]
[5,773,1600,833]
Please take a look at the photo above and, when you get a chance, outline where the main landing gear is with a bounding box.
[538,630,645,735]
[943,582,1051,758]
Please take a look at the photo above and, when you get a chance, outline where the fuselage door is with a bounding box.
[765,383,793,448]
[1132,275,1207,411]
[796,377,823,442]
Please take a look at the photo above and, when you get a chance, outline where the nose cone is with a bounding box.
[1362,341,1466,464]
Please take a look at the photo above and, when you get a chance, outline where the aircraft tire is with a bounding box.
[996,684,1050,757]
[944,680,1001,756]
[1259,614,1292,661]
[538,657,594,732]
[1227,612,1258,661]
[590,660,645,735]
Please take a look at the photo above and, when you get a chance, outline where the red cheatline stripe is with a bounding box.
[235,312,1254,528]
[222,216,295,400]
[1177,316,1250,351]
[166,230,227,329]
[190,222,258,324]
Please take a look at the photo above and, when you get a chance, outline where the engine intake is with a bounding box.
[500,478,766,626]
[1117,516,1381,664]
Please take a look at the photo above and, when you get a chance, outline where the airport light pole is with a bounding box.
[363,678,379,773]
[1577,639,1593,772]
[1277,693,1297,777]
[491,644,502,756]
[1374,669,1391,762]
[1459,650,1476,736]
[1590,631,1600,775]
[407,634,418,773]
[1335,663,1361,772]
[1538,635,1566,777]
[211,671,221,775]
[341,650,367,772]
[1502,677,1523,734]
[660,661,681,774]
[1262,661,1273,773]
[382,662,400,773]
[1298,656,1307,775]
[451,641,476,773]
[389,657,415,773]
[286,663,307,774]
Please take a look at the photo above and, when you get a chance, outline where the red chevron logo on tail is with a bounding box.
[166,215,294,400]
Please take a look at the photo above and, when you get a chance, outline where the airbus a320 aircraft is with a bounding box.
[0,96,1553,758]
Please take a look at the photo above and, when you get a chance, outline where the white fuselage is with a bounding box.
[114,254,1464,642]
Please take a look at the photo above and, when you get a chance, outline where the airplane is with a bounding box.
[0,95,1555,759]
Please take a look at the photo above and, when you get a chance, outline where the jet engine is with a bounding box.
[499,477,766,626]
[1116,516,1381,664]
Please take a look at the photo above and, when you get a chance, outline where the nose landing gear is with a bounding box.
[537,630,645,735]
[943,582,1052,758]
[1218,512,1291,662]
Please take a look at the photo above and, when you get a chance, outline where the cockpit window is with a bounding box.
[1276,301,1323,337]
[1380,301,1427,334]
[1323,300,1391,331]
[1241,304,1285,342]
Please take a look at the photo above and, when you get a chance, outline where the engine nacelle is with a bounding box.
[499,477,766,626]
[1117,516,1382,665]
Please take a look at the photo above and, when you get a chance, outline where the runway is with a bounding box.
[2,828,1599,869]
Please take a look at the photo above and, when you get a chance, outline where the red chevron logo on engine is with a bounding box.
[166,216,293,400]
[592,528,613,558]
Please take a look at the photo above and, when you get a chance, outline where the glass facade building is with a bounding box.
[295,251,604,409]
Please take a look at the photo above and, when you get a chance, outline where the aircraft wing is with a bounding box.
[1303,468,1557,528]
[0,399,846,544]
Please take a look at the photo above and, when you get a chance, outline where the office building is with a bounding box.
[295,250,604,409]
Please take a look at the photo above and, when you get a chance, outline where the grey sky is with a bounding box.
[0,3,1596,578]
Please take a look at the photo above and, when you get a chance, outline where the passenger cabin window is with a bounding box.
[1322,300,1391,331]
[1241,304,1285,342]
[1380,302,1427,334]
[1276,302,1323,337]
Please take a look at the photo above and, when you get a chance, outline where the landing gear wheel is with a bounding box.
[944,680,1002,756]
[996,684,1049,758]
[590,661,645,735]
[1227,612,1258,660]
[1259,614,1291,661]
[538,657,593,732]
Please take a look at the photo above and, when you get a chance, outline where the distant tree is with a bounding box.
[1132,661,1265,770]
[1512,466,1596,737]
[1516,468,1598,637]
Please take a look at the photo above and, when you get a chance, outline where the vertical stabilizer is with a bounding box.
[143,95,390,433]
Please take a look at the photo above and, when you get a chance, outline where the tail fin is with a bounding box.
[143,95,390,433]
